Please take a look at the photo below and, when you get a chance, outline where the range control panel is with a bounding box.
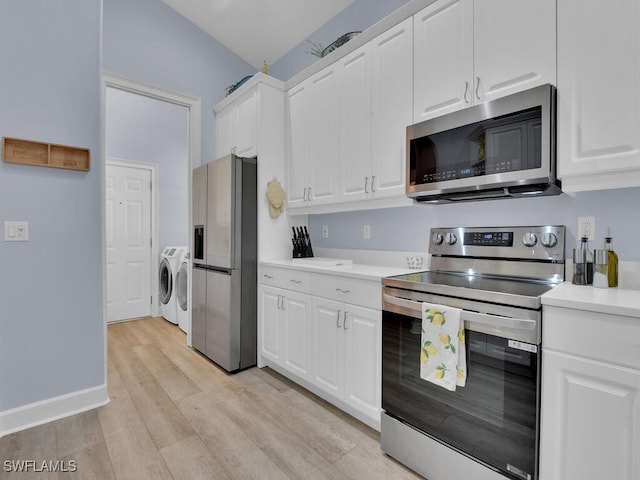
[429,226,565,261]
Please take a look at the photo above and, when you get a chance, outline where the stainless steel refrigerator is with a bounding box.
[191,154,257,372]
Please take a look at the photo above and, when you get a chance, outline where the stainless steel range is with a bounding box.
[381,226,565,480]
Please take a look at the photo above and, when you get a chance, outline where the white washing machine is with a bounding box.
[159,246,186,324]
[175,249,190,333]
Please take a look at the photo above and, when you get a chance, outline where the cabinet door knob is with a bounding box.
[464,80,470,104]
[336,310,343,328]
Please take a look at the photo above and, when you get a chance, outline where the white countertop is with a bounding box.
[260,258,416,281]
[542,282,640,318]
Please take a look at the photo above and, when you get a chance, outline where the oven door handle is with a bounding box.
[382,294,537,331]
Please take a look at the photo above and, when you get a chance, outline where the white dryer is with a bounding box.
[159,246,185,324]
[175,249,190,333]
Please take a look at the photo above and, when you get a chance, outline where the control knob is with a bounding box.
[445,232,457,245]
[522,232,538,247]
[541,232,558,248]
[432,232,444,245]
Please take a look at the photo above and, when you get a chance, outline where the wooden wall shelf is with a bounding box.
[2,137,90,171]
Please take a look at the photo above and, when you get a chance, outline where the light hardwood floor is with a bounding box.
[0,316,423,480]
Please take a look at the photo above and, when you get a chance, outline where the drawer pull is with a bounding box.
[336,310,343,328]
[264,274,274,279]
[290,279,302,284]
[343,311,349,329]
[335,288,351,294]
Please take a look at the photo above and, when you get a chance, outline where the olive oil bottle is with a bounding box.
[605,234,619,288]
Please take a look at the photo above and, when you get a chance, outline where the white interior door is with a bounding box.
[106,162,152,322]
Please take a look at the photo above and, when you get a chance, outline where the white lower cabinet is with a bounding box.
[259,285,313,381]
[312,298,381,425]
[540,350,640,480]
[540,305,640,480]
[282,291,312,380]
[259,265,383,429]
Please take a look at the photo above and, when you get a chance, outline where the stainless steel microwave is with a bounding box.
[406,84,560,203]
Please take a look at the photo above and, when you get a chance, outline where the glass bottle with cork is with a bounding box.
[572,236,594,285]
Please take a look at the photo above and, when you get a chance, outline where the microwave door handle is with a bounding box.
[382,294,537,331]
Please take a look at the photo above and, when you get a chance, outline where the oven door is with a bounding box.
[382,295,540,480]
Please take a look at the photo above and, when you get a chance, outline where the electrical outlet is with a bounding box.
[363,224,371,240]
[578,216,595,241]
[4,221,29,241]
[322,225,329,239]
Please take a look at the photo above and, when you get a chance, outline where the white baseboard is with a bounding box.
[0,384,109,438]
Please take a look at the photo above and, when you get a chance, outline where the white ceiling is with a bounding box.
[161,0,358,69]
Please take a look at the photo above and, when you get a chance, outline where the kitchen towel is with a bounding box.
[420,302,466,391]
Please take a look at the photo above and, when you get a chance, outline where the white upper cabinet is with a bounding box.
[339,18,414,204]
[285,82,309,208]
[288,18,413,212]
[557,0,640,192]
[339,43,372,203]
[414,0,473,122]
[307,66,340,206]
[215,88,257,159]
[286,67,340,208]
[473,0,556,103]
[233,88,258,157]
[215,104,234,159]
[414,0,556,123]
[371,17,414,200]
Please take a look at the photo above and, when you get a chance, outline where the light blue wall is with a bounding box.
[309,189,640,261]
[102,0,257,164]
[106,88,189,249]
[0,0,104,410]
[270,0,411,81]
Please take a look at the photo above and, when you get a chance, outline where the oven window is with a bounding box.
[382,311,539,480]
[409,107,542,186]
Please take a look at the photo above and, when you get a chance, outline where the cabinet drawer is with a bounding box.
[260,265,312,294]
[313,273,381,309]
[543,305,640,369]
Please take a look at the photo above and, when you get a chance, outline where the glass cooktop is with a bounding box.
[383,270,559,310]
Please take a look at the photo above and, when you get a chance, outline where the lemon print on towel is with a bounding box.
[439,332,456,354]
[421,341,438,363]
[425,308,446,325]
[435,363,449,379]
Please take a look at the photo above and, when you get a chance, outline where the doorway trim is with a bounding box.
[101,72,201,368]
[106,157,158,320]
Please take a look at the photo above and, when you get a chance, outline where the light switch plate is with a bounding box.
[4,221,28,241]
